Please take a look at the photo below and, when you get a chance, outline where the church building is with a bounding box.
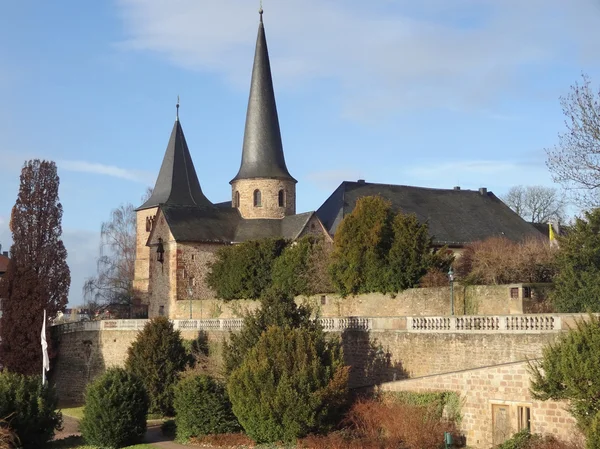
[133,10,542,318]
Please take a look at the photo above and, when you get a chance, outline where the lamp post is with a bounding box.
[448,267,455,316]
[187,285,193,319]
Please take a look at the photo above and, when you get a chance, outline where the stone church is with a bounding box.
[133,11,542,318]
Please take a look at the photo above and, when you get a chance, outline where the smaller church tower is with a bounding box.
[230,8,297,219]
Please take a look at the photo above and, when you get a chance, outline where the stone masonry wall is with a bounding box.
[231,178,296,219]
[51,325,561,405]
[133,206,158,302]
[380,362,581,449]
[169,285,538,320]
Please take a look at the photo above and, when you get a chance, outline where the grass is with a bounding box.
[49,435,155,449]
[60,406,85,420]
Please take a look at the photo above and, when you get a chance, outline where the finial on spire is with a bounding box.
[176,95,180,121]
[259,0,263,22]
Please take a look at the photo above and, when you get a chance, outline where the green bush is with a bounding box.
[207,238,288,300]
[530,315,600,433]
[223,290,315,376]
[80,367,148,449]
[227,326,349,443]
[0,371,61,448]
[587,412,600,449]
[125,316,188,416]
[173,374,240,442]
[497,429,535,449]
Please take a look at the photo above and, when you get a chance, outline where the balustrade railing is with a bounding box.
[52,314,573,335]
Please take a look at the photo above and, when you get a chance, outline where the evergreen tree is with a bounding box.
[386,212,437,291]
[125,316,188,416]
[207,238,288,300]
[551,209,600,312]
[0,160,70,375]
[329,196,394,296]
[530,315,600,440]
[223,290,315,376]
[227,326,349,443]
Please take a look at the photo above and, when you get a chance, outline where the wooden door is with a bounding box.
[492,404,511,446]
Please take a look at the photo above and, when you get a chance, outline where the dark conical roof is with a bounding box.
[138,118,213,210]
[231,12,296,183]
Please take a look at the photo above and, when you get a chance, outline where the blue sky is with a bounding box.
[1,0,600,306]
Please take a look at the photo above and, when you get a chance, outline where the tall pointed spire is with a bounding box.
[231,8,296,183]
[138,105,212,210]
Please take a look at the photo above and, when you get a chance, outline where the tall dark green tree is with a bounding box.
[125,316,188,416]
[530,315,600,440]
[207,238,288,300]
[329,196,394,296]
[551,209,600,312]
[0,160,70,375]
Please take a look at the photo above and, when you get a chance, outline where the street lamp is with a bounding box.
[187,284,193,319]
[448,267,455,316]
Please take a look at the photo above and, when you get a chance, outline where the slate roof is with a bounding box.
[316,181,543,246]
[138,119,212,210]
[160,205,315,244]
[230,12,296,183]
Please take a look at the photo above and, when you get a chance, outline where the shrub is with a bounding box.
[419,267,451,287]
[271,236,334,296]
[223,290,315,376]
[455,236,557,285]
[207,238,288,300]
[344,399,457,449]
[227,326,349,443]
[496,429,583,449]
[530,315,600,434]
[588,413,600,449]
[173,374,240,442]
[0,371,61,448]
[125,316,188,416]
[80,367,148,449]
[552,209,600,312]
[0,419,18,449]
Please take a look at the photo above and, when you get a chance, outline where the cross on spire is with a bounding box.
[259,1,263,22]
[176,95,180,121]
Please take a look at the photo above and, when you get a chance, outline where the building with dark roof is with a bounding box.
[133,10,329,318]
[317,181,542,249]
[133,11,541,319]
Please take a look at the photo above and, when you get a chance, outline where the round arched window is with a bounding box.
[253,189,262,207]
[278,189,285,207]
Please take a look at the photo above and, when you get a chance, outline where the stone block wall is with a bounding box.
[380,362,581,448]
[133,206,157,302]
[231,178,295,219]
[167,285,539,320]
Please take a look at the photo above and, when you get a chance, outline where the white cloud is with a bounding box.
[59,160,154,184]
[115,0,600,119]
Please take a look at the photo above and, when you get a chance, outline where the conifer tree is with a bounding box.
[551,209,600,312]
[0,160,70,375]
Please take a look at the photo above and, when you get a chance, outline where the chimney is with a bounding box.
[479,187,488,195]
[357,179,366,184]
[453,186,461,190]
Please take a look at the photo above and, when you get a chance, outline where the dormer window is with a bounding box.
[234,191,240,208]
[253,189,262,207]
[278,189,285,207]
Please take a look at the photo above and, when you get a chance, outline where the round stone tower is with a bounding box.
[230,9,297,220]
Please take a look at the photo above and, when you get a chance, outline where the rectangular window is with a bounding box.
[321,295,327,305]
[510,287,519,299]
[518,406,531,431]
[523,287,532,299]
[158,306,165,316]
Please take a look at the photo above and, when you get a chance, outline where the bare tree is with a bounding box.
[502,185,566,223]
[546,74,600,207]
[83,188,151,310]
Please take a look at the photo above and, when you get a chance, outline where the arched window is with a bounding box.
[234,191,240,208]
[253,189,262,207]
[278,189,285,207]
